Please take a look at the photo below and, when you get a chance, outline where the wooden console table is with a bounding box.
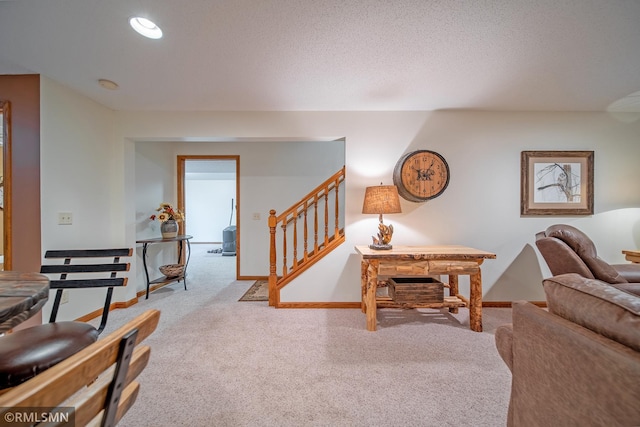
[622,250,640,264]
[355,245,496,332]
[137,235,192,299]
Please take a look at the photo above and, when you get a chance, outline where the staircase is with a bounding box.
[268,166,345,306]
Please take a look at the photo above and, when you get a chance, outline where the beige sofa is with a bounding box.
[495,273,640,427]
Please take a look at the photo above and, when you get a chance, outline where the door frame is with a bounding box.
[177,155,240,280]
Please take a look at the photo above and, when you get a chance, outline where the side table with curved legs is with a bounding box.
[137,235,193,299]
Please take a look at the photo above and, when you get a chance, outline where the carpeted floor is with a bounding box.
[239,280,269,301]
[93,244,512,426]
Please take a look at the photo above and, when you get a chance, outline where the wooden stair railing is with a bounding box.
[268,166,346,306]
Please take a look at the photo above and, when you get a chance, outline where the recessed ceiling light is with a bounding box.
[129,17,163,39]
[98,79,119,90]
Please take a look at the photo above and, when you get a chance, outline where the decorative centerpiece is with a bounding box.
[149,202,184,239]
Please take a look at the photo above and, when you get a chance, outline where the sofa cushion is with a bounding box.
[543,273,640,352]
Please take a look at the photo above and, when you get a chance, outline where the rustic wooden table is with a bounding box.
[622,250,640,264]
[355,245,496,332]
[0,271,50,333]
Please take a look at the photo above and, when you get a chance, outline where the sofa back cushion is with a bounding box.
[535,232,595,279]
[544,224,628,283]
[543,273,640,352]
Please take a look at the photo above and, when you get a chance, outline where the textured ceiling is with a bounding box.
[1,0,639,112]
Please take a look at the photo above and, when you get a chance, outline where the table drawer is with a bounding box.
[428,260,479,274]
[378,261,429,276]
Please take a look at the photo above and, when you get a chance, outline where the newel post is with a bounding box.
[268,209,277,306]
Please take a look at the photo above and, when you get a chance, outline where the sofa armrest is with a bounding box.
[495,324,513,372]
[612,262,640,285]
[509,300,640,427]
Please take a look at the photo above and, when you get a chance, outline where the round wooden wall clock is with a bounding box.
[393,150,450,202]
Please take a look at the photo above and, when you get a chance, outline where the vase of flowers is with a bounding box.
[149,203,184,239]
[160,220,178,239]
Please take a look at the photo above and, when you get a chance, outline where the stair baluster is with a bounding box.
[268,167,346,306]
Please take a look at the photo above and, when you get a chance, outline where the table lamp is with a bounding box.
[362,184,402,250]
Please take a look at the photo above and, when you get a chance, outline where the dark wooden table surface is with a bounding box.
[0,272,49,333]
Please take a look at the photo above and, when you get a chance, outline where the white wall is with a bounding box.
[186,177,236,243]
[39,77,130,321]
[133,139,345,284]
[38,82,640,320]
[118,110,640,303]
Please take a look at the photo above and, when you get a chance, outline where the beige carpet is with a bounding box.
[238,280,268,301]
[93,244,512,426]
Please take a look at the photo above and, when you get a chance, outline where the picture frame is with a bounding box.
[521,150,594,216]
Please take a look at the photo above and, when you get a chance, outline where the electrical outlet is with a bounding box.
[252,212,261,220]
[58,212,73,225]
[60,290,69,304]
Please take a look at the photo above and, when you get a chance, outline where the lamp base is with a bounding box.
[369,243,393,250]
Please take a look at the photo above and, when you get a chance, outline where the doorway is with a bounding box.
[178,155,240,279]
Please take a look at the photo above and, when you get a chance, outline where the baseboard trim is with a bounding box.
[75,292,546,323]
[275,301,548,309]
[276,302,361,309]
[483,301,547,308]
[74,298,138,323]
[136,281,178,299]
[77,281,193,322]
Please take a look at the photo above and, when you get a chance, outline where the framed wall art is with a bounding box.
[521,150,594,216]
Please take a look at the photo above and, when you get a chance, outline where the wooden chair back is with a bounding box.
[0,309,160,427]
